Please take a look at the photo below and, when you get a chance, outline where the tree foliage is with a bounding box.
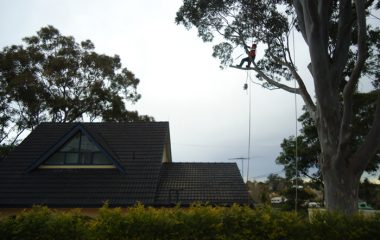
[266,173,288,192]
[176,0,380,101]
[2,204,380,240]
[176,0,301,90]
[277,92,380,185]
[359,178,380,209]
[176,0,380,214]
[0,26,153,156]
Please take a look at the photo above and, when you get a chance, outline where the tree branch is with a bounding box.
[230,65,299,94]
[351,91,380,173]
[293,0,309,45]
[285,30,295,66]
[234,31,313,105]
[267,51,317,119]
[301,169,322,184]
[10,128,25,146]
[294,0,329,45]
[339,0,367,155]
[317,0,330,46]
[332,0,352,76]
[294,0,331,108]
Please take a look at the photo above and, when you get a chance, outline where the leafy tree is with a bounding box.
[0,26,153,157]
[246,180,270,204]
[359,178,380,209]
[266,173,287,192]
[276,131,322,187]
[176,0,380,214]
[282,184,318,211]
[277,92,380,189]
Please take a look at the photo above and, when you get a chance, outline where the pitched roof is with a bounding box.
[155,163,250,205]
[0,122,250,207]
[0,122,169,207]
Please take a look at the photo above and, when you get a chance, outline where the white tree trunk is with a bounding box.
[293,0,380,215]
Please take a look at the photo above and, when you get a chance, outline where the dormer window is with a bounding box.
[42,131,113,167]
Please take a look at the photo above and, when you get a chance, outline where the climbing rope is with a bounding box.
[247,71,253,182]
[292,19,299,213]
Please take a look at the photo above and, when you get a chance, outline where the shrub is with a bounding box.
[310,211,380,240]
[90,205,128,240]
[0,205,379,240]
[0,206,89,240]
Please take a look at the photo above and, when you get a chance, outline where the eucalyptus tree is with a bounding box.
[277,91,380,189]
[176,0,380,214]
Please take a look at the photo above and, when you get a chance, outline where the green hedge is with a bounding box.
[0,204,379,240]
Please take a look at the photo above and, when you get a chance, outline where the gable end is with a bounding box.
[25,123,125,173]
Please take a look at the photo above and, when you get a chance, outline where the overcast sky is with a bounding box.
[1,0,375,182]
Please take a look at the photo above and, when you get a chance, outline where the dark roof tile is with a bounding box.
[0,122,169,207]
[0,122,250,208]
[155,163,250,205]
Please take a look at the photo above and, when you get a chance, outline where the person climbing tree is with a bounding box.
[237,43,256,68]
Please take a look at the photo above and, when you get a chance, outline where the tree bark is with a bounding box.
[293,0,379,215]
[323,164,360,215]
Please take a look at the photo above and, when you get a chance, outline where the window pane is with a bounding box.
[80,135,99,152]
[65,153,79,164]
[80,152,92,165]
[61,133,80,152]
[92,153,112,165]
[43,131,114,167]
[46,152,64,165]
